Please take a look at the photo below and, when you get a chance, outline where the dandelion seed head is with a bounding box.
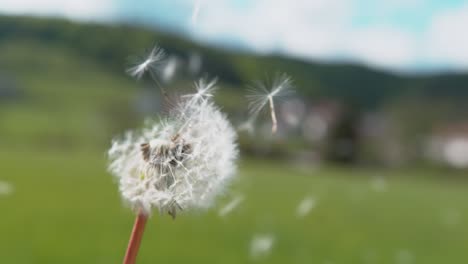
[108,79,238,217]
[126,46,166,80]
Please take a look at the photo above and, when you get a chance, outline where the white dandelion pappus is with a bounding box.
[246,73,294,134]
[218,194,245,217]
[250,233,275,260]
[296,196,316,218]
[0,181,14,196]
[126,46,166,80]
[162,56,178,83]
[108,79,238,218]
[238,115,256,135]
[182,78,217,102]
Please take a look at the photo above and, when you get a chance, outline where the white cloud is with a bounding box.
[0,0,115,21]
[425,5,468,68]
[192,0,468,71]
[193,0,422,70]
[194,0,352,57]
[2,0,468,71]
[345,27,416,69]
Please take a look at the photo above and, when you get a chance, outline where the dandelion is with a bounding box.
[108,78,238,264]
[218,194,245,217]
[296,196,316,218]
[250,233,275,260]
[126,46,166,80]
[247,73,293,134]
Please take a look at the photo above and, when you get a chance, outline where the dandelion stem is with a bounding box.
[149,71,171,104]
[123,211,148,264]
[268,96,277,134]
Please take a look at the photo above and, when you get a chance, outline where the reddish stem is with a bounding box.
[123,212,148,264]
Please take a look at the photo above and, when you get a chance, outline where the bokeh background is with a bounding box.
[1,1,468,263]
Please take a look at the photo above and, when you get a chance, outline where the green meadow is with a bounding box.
[1,150,468,263]
[1,28,468,264]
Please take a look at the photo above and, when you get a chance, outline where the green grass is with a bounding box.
[1,150,468,263]
[2,28,468,264]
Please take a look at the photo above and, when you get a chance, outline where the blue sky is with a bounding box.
[1,0,468,72]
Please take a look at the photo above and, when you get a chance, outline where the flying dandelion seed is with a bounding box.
[238,116,257,135]
[370,175,387,193]
[192,0,203,25]
[126,46,166,80]
[162,56,178,83]
[247,73,294,134]
[0,181,13,196]
[218,195,245,217]
[250,234,275,260]
[296,196,316,218]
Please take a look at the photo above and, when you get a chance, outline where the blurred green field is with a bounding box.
[2,23,468,264]
[1,149,468,263]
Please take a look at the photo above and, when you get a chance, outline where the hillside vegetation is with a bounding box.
[2,15,468,109]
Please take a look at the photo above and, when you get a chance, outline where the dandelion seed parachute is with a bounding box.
[126,46,166,80]
[246,73,294,133]
[218,194,245,217]
[250,234,275,259]
[108,79,238,217]
[161,56,178,83]
[296,196,316,218]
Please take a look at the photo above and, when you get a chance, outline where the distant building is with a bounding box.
[426,123,468,168]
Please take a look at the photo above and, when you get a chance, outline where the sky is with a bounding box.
[1,0,468,73]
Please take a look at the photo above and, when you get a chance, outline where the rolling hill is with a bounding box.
[1,15,468,109]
